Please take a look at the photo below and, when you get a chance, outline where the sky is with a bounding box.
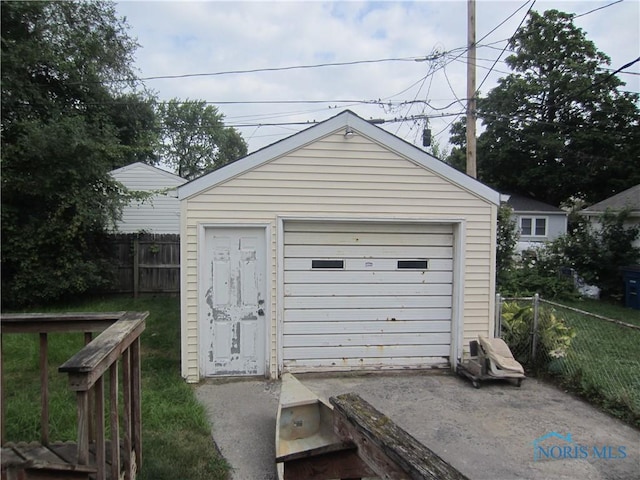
[114,0,640,156]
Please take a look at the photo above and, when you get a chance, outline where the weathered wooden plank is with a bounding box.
[331,393,469,480]
[11,443,65,467]
[131,338,142,469]
[77,391,90,465]
[1,442,97,475]
[110,363,121,480]
[0,313,124,334]
[122,349,132,480]
[59,313,148,391]
[95,377,106,480]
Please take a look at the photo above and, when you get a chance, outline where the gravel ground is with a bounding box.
[195,372,640,480]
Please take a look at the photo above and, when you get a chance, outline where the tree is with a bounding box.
[1,1,148,306]
[543,209,640,298]
[157,99,247,180]
[448,10,640,206]
[496,203,518,286]
[107,93,160,168]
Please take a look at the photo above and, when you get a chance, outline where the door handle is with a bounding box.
[258,308,264,316]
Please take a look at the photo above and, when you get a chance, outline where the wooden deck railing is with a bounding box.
[1,311,148,480]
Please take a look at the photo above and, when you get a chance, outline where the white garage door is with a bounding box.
[283,221,453,371]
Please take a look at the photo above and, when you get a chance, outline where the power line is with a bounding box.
[572,0,624,19]
[575,56,640,96]
[116,55,445,84]
[477,0,536,92]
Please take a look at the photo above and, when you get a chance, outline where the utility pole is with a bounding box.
[466,0,477,178]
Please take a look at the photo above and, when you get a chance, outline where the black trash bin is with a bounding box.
[620,266,640,310]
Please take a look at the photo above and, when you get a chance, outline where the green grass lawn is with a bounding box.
[2,295,229,480]
[545,299,640,427]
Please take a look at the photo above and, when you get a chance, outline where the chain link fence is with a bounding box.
[496,294,640,427]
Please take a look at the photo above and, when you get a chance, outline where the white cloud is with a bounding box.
[116,0,640,154]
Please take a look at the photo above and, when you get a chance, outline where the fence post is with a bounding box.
[531,293,540,362]
[494,293,502,338]
[133,236,140,299]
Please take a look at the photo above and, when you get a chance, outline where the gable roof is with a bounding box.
[111,162,187,185]
[178,110,500,205]
[504,193,566,215]
[580,184,640,215]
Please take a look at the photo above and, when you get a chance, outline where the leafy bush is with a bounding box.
[496,203,518,285]
[544,210,639,299]
[499,250,577,300]
[501,301,575,372]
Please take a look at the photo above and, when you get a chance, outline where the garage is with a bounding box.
[283,221,454,370]
[178,110,500,381]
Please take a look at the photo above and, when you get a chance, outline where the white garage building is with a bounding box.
[178,110,500,381]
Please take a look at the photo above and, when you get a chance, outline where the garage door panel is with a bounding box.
[285,283,452,297]
[284,295,453,309]
[283,344,451,360]
[285,232,453,247]
[285,258,453,271]
[285,245,453,258]
[285,270,453,284]
[283,320,452,335]
[285,222,454,234]
[284,357,449,370]
[284,308,452,322]
[283,221,453,370]
[284,255,453,272]
[283,332,451,347]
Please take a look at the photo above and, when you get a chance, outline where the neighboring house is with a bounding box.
[178,110,500,382]
[110,162,187,234]
[579,184,640,248]
[504,193,568,252]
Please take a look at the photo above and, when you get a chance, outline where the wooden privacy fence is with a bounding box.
[109,234,180,296]
[1,311,147,480]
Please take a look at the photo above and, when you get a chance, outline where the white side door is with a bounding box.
[202,227,266,375]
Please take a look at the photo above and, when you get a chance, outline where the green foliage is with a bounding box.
[448,9,640,207]
[543,209,640,298]
[499,257,577,300]
[497,208,639,301]
[496,203,518,285]
[501,301,575,371]
[3,295,230,479]
[158,99,247,180]
[0,1,155,307]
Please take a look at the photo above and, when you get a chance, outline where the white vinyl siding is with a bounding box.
[181,130,497,381]
[111,163,186,234]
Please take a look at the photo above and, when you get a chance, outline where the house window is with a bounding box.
[520,217,547,237]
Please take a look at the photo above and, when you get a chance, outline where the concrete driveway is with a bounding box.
[195,372,639,480]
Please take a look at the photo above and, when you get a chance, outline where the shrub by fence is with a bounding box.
[108,234,180,296]
[496,294,640,427]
